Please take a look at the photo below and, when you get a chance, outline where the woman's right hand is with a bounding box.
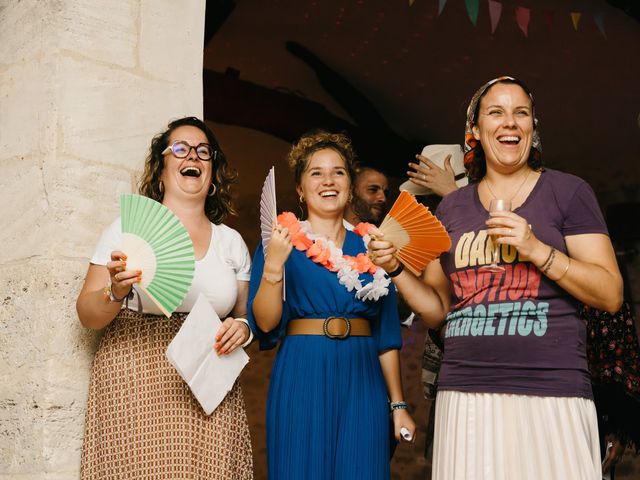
[106,251,140,300]
[264,225,293,272]
[408,153,458,197]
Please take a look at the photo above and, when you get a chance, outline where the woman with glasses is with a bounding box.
[76,117,254,479]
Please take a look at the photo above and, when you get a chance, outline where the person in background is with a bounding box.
[248,130,415,480]
[368,76,623,479]
[343,164,389,229]
[76,117,254,479]
[406,152,458,198]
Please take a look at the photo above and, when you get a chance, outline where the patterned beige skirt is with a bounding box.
[81,309,253,479]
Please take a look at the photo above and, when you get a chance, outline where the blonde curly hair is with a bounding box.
[287,130,356,185]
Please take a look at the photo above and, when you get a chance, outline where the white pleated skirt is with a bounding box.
[432,390,601,480]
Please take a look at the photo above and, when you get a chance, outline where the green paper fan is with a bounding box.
[120,194,195,317]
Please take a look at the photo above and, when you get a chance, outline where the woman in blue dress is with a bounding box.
[248,131,416,479]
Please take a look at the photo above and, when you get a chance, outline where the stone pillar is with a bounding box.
[0,1,206,477]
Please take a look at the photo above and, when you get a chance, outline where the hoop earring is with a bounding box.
[298,194,305,219]
[208,183,217,197]
[159,181,164,196]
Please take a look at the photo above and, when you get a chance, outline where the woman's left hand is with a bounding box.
[486,210,543,260]
[392,409,417,443]
[366,226,401,273]
[214,317,250,355]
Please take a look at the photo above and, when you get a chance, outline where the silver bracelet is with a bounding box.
[390,401,408,412]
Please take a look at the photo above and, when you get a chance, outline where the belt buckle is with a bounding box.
[323,316,351,339]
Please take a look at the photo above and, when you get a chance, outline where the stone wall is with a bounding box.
[0,1,206,477]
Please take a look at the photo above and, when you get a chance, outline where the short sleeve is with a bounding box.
[90,218,121,265]
[562,181,608,236]
[214,224,252,281]
[247,243,284,350]
[371,284,402,352]
[434,194,452,231]
[231,234,252,281]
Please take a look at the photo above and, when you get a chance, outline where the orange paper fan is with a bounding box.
[379,191,451,275]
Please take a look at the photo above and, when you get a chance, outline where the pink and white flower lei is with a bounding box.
[277,212,390,301]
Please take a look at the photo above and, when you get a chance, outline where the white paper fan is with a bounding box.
[258,167,285,299]
[120,194,195,317]
[260,166,277,253]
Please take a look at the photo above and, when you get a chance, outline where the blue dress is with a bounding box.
[248,229,402,480]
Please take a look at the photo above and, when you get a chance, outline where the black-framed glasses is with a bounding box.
[162,141,217,161]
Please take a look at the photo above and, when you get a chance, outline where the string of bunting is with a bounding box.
[409,0,608,38]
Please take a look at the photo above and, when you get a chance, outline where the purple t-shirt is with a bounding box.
[435,169,608,399]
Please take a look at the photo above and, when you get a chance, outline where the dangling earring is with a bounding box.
[298,193,305,219]
[208,182,217,197]
[159,181,164,196]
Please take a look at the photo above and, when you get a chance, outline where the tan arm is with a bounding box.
[379,349,416,442]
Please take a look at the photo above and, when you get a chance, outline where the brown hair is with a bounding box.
[287,130,357,186]
[466,78,543,183]
[138,117,237,223]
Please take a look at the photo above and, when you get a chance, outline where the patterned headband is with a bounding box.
[463,76,542,167]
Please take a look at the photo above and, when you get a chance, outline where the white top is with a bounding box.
[342,218,355,231]
[91,219,251,318]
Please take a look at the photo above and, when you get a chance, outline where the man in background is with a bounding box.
[344,165,389,229]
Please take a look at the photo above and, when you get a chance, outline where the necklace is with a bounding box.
[276,212,391,301]
[484,168,532,203]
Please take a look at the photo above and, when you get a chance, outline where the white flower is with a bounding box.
[298,220,389,301]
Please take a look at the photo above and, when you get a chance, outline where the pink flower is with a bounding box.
[353,222,375,237]
[277,211,298,230]
[306,242,323,258]
[291,230,313,250]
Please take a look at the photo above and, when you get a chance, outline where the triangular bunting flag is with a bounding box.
[571,12,581,31]
[438,0,448,16]
[515,6,530,37]
[593,12,606,39]
[542,9,554,30]
[488,0,502,34]
[465,0,480,26]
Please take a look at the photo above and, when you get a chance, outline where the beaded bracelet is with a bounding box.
[542,248,557,275]
[539,247,554,273]
[390,401,408,411]
[104,285,133,303]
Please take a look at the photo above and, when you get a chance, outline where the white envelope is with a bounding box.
[400,144,468,196]
[166,293,249,415]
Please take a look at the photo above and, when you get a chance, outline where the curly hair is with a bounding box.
[138,117,237,224]
[467,78,543,183]
[287,130,357,186]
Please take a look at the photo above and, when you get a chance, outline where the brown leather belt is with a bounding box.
[287,317,371,339]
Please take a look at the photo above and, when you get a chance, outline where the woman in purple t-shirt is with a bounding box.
[369,77,623,479]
